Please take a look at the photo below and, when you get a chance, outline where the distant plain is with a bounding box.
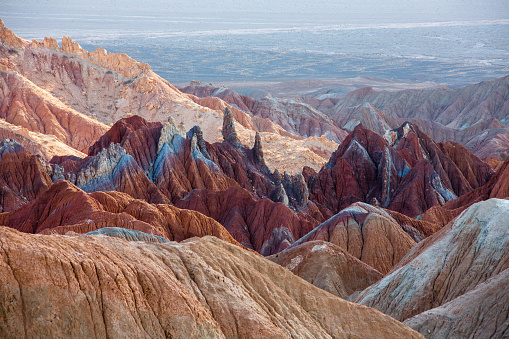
[3,4,509,92]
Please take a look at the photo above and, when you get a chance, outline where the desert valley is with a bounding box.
[0,12,508,339]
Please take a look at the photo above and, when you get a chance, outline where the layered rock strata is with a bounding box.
[356,199,509,335]
[0,226,423,338]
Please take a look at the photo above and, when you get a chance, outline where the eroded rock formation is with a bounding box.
[0,227,422,338]
[356,199,509,331]
[176,186,317,255]
[288,202,418,274]
[0,139,53,212]
[0,179,240,247]
[269,240,383,298]
[422,158,509,226]
[305,123,494,218]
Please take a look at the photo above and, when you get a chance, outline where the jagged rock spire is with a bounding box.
[273,169,282,184]
[269,169,289,206]
[157,118,182,154]
[187,125,211,159]
[222,107,240,147]
[253,132,265,165]
[282,172,309,206]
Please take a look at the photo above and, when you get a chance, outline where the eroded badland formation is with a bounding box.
[0,19,508,338]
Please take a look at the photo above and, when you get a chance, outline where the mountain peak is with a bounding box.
[0,19,26,50]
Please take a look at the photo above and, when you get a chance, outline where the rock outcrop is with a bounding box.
[252,131,264,164]
[52,117,239,203]
[0,226,423,338]
[0,139,53,212]
[51,143,170,204]
[0,19,26,50]
[422,158,509,226]
[305,123,494,217]
[327,76,509,130]
[0,179,241,247]
[307,75,509,161]
[289,202,418,274]
[221,107,240,147]
[356,199,509,331]
[269,240,383,298]
[88,115,162,157]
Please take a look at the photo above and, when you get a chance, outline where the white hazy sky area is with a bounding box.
[4,0,509,21]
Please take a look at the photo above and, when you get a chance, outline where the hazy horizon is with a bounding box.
[4,0,509,19]
[2,0,509,85]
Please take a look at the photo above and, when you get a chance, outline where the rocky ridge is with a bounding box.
[304,122,494,218]
[0,179,240,247]
[0,226,423,338]
[356,199,509,337]
[287,202,418,274]
[304,76,509,160]
[422,157,509,226]
[268,240,383,298]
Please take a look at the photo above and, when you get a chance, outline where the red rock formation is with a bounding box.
[305,123,494,217]
[289,202,417,274]
[88,115,162,156]
[0,227,422,338]
[356,198,509,334]
[0,139,52,212]
[438,141,493,189]
[42,115,320,255]
[85,115,315,211]
[422,158,509,226]
[0,179,240,247]
[0,70,108,153]
[84,116,262,202]
[176,186,317,255]
[268,240,383,298]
